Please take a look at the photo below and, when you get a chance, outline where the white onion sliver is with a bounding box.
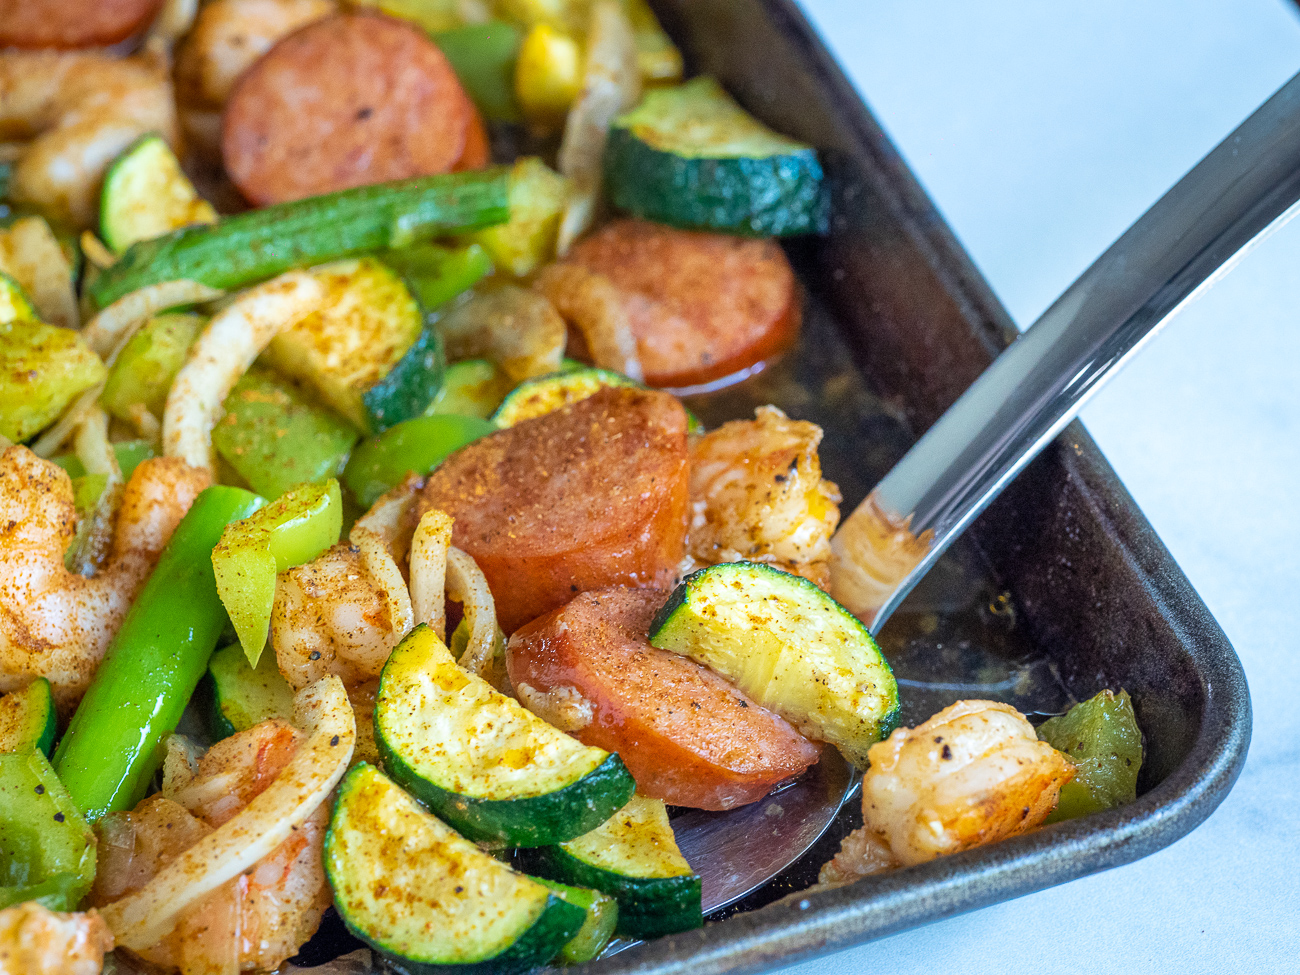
[350,525,415,644]
[101,675,355,951]
[81,279,224,359]
[446,546,498,678]
[409,509,453,641]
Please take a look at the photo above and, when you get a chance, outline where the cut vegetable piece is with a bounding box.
[212,368,360,501]
[418,386,690,632]
[427,359,514,419]
[437,283,567,382]
[508,587,821,810]
[101,313,204,425]
[360,0,462,33]
[326,762,586,974]
[224,13,476,205]
[534,795,701,938]
[533,878,618,964]
[649,562,899,769]
[0,288,108,443]
[88,168,510,309]
[52,441,153,482]
[624,0,682,83]
[514,23,582,128]
[343,413,496,508]
[0,679,57,757]
[1039,689,1144,823]
[492,366,641,427]
[605,76,828,236]
[100,135,218,254]
[201,642,296,742]
[383,241,493,310]
[436,20,524,122]
[470,157,570,276]
[261,257,429,432]
[376,625,635,846]
[211,480,343,666]
[559,218,800,388]
[0,750,97,912]
[0,216,78,329]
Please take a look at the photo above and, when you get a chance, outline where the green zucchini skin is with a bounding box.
[199,642,296,742]
[603,80,827,237]
[89,168,511,310]
[326,764,586,975]
[375,625,636,847]
[492,367,703,432]
[649,562,899,768]
[531,878,618,964]
[0,677,57,757]
[361,325,446,433]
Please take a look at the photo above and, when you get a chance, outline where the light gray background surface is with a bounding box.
[788,2,1300,971]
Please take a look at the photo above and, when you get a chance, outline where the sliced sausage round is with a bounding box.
[222,12,472,205]
[508,587,822,810]
[0,0,163,49]
[419,386,689,632]
[563,219,801,389]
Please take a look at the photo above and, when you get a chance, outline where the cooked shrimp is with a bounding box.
[271,479,418,690]
[174,0,337,153]
[0,902,113,975]
[820,700,1074,885]
[94,719,332,974]
[686,406,841,588]
[0,445,209,712]
[0,50,177,228]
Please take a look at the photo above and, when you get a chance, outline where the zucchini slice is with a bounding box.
[212,368,359,501]
[533,795,702,938]
[648,562,899,769]
[605,77,827,237]
[492,367,702,432]
[200,642,295,741]
[0,678,57,757]
[470,157,569,276]
[100,135,217,255]
[326,763,586,975]
[376,625,636,847]
[259,257,440,433]
[101,312,204,425]
[533,878,618,964]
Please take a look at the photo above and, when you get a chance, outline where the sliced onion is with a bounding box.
[555,0,640,254]
[29,385,102,458]
[0,215,78,328]
[446,547,499,679]
[409,508,453,641]
[100,676,355,951]
[159,734,205,798]
[162,272,323,470]
[352,473,424,568]
[534,262,643,381]
[81,279,224,359]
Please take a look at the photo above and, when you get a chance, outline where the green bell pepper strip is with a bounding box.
[0,749,97,911]
[212,480,343,668]
[52,440,155,481]
[53,485,265,822]
[1039,688,1144,822]
[425,359,513,420]
[343,413,495,508]
[383,242,493,311]
[89,168,511,309]
[435,21,524,122]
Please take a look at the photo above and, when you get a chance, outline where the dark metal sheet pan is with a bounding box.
[281,1,1251,971]
[554,1,1253,971]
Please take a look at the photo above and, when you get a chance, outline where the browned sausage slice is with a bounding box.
[508,587,822,810]
[0,0,163,49]
[558,219,800,389]
[418,387,689,632]
[222,13,472,205]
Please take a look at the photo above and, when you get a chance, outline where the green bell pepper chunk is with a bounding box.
[343,414,495,509]
[100,313,204,424]
[54,486,265,822]
[0,750,97,911]
[533,878,619,964]
[212,480,343,668]
[425,359,513,419]
[212,369,359,500]
[383,242,493,311]
[1039,688,1144,822]
[52,440,155,482]
[435,21,524,122]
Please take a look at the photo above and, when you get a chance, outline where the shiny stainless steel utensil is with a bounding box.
[678,68,1300,917]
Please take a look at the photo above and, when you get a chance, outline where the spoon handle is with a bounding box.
[833,69,1300,636]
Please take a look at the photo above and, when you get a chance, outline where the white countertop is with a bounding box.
[787,1,1300,971]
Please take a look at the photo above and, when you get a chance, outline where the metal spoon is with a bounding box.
[675,67,1300,916]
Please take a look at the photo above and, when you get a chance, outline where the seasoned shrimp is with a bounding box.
[686,406,841,588]
[0,902,113,975]
[271,478,418,690]
[0,50,177,228]
[174,0,337,153]
[820,700,1075,885]
[93,720,332,974]
[0,446,209,712]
